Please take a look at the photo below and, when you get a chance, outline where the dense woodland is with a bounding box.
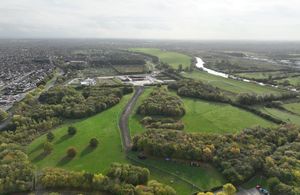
[137,87,185,117]
[39,163,176,195]
[133,125,300,195]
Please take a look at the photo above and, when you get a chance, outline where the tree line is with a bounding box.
[168,79,230,103]
[39,163,176,195]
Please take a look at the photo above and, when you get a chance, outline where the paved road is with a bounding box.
[119,86,144,151]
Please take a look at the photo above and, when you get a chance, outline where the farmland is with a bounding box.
[130,48,192,69]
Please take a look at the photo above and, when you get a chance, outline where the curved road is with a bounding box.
[119,86,144,151]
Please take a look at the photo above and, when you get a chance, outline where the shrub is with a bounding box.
[43,141,53,154]
[68,126,77,136]
[67,147,77,158]
[47,132,55,142]
[89,138,99,147]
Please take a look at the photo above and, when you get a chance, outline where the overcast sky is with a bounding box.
[0,0,300,40]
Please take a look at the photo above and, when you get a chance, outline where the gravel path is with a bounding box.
[119,86,144,151]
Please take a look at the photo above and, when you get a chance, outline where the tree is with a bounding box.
[178,64,183,72]
[223,183,236,195]
[67,147,77,158]
[68,126,77,136]
[44,141,54,154]
[89,138,99,148]
[47,132,55,142]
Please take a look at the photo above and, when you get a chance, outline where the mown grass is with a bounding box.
[27,94,133,172]
[183,71,284,95]
[182,97,274,133]
[130,48,192,69]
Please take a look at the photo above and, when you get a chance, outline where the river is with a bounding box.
[194,57,300,92]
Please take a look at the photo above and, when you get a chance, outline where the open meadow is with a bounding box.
[130,48,192,69]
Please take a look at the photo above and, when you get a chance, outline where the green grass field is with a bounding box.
[129,87,154,135]
[27,94,133,172]
[277,76,300,86]
[283,102,300,115]
[183,71,284,95]
[182,97,274,133]
[130,48,192,69]
[260,107,300,125]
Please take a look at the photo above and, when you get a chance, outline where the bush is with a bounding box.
[44,141,54,154]
[68,126,77,136]
[89,138,99,147]
[47,132,55,142]
[67,147,77,158]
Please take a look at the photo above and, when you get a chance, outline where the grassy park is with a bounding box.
[182,97,274,133]
[27,94,133,172]
[130,48,192,69]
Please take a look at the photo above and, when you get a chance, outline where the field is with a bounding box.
[260,107,300,125]
[27,94,133,172]
[130,48,192,69]
[181,97,274,133]
[235,71,286,80]
[77,67,117,77]
[183,71,284,95]
[129,87,154,135]
[283,102,300,115]
[129,153,227,193]
[277,76,300,86]
[113,65,147,74]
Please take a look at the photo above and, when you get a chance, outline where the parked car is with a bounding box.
[256,184,269,195]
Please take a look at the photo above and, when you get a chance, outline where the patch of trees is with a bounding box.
[39,163,175,195]
[137,87,185,117]
[0,108,8,121]
[0,143,34,194]
[89,50,146,67]
[0,85,132,145]
[265,141,300,195]
[236,92,298,105]
[132,125,300,189]
[168,80,230,103]
[141,116,184,130]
